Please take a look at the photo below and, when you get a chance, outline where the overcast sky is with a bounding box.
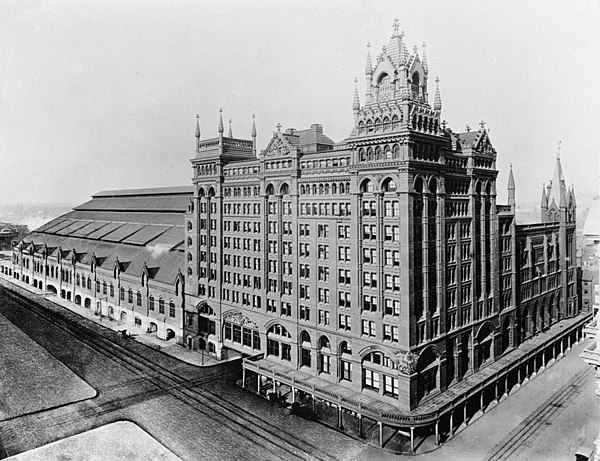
[0,0,598,210]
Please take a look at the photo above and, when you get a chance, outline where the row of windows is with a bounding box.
[224,203,261,215]
[299,202,351,217]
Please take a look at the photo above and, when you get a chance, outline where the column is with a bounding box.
[495,381,500,403]
[242,367,246,388]
[435,420,440,445]
[291,386,296,404]
[480,391,485,414]
[464,402,468,426]
[338,405,343,428]
[358,414,362,438]
[257,374,262,394]
[410,426,415,453]
[449,411,454,437]
[378,421,383,448]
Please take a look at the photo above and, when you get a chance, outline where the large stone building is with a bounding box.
[9,21,589,449]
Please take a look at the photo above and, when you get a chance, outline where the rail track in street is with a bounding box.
[0,287,335,461]
[485,366,592,461]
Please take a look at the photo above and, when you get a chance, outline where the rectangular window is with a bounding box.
[383,375,399,397]
[363,369,380,391]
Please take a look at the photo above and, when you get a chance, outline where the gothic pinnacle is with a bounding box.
[251,114,257,138]
[422,42,428,73]
[393,18,399,36]
[353,77,360,111]
[195,114,201,150]
[433,77,442,111]
[228,119,233,138]
[365,42,373,75]
[218,108,224,134]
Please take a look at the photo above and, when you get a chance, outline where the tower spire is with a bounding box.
[353,77,360,112]
[433,77,442,111]
[195,114,201,151]
[365,42,373,75]
[228,119,233,138]
[393,18,400,36]
[251,114,257,156]
[218,108,224,135]
[508,163,516,206]
[422,42,428,73]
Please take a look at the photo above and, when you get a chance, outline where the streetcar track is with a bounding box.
[486,366,591,461]
[0,288,334,461]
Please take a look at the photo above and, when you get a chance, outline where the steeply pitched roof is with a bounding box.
[22,186,190,286]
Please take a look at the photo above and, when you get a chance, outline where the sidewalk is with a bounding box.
[0,273,237,368]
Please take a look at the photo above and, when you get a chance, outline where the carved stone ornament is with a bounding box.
[396,351,419,375]
[266,135,290,157]
[223,311,258,329]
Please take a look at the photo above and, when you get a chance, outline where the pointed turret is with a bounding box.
[228,119,233,138]
[218,108,224,136]
[251,114,257,156]
[540,184,548,221]
[365,42,373,75]
[195,114,201,152]
[508,163,516,206]
[353,77,360,112]
[433,77,442,111]
[548,141,567,209]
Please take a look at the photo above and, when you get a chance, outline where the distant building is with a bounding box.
[9,20,589,450]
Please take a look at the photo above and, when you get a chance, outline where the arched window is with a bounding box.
[187,237,192,247]
[169,300,176,318]
[187,221,193,231]
[280,183,289,195]
[318,336,331,374]
[102,281,107,295]
[76,274,80,286]
[267,324,292,361]
[110,283,114,297]
[361,179,374,193]
[382,178,397,192]
[128,288,133,303]
[149,295,155,311]
[159,297,165,314]
[339,341,352,381]
[362,351,398,397]
[136,291,142,307]
[416,348,438,402]
[120,286,125,301]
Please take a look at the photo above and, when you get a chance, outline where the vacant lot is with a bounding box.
[0,313,96,420]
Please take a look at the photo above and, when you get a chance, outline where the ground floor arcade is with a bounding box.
[242,312,591,453]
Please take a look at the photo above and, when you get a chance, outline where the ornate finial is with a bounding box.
[413,45,418,55]
[422,42,428,72]
[433,77,442,111]
[251,114,257,138]
[276,122,282,132]
[466,124,471,132]
[556,140,562,159]
[393,18,399,35]
[382,45,386,55]
[218,108,224,134]
[353,77,360,112]
[365,42,373,75]
[480,120,486,130]
[228,119,233,138]
[441,120,447,130]
[195,114,201,150]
